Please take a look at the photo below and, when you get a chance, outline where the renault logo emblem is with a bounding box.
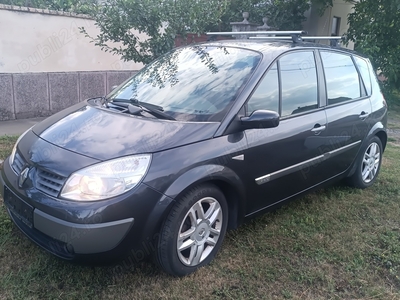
[18,167,30,188]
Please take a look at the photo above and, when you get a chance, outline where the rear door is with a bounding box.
[317,51,373,179]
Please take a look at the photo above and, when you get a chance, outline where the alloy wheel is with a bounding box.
[176,197,223,266]
[361,142,381,183]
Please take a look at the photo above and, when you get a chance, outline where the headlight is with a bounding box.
[9,127,33,170]
[60,155,151,201]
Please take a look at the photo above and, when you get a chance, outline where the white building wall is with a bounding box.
[0,5,144,73]
[303,0,355,49]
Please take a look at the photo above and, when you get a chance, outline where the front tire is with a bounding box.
[157,184,228,276]
[347,136,383,189]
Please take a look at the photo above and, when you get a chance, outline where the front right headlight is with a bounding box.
[60,154,151,201]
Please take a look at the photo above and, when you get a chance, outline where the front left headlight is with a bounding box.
[60,154,151,201]
[9,126,33,171]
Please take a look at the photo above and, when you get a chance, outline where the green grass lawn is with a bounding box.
[0,136,18,162]
[1,136,400,299]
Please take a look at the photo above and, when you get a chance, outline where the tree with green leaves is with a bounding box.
[82,0,334,65]
[346,0,400,93]
[80,0,228,65]
[0,0,96,14]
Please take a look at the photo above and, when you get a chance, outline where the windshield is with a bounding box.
[107,46,261,122]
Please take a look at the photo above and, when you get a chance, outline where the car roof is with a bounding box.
[196,39,366,59]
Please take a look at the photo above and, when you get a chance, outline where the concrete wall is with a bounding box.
[0,71,135,121]
[0,5,142,121]
[0,4,144,73]
[304,0,355,49]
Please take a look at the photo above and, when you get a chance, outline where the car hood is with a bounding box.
[32,101,220,161]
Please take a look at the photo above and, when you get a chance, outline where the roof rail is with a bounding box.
[250,36,343,46]
[206,30,344,46]
[206,31,307,36]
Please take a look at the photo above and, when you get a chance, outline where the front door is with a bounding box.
[242,50,328,215]
[244,111,327,215]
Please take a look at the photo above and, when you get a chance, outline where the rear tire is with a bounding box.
[347,136,383,189]
[157,184,228,276]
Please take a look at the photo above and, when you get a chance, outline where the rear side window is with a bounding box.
[321,51,361,105]
[280,51,318,116]
[247,62,279,113]
[354,56,372,96]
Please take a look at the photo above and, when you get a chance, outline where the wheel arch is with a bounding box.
[375,130,387,151]
[207,179,244,230]
[137,165,246,258]
[367,122,387,151]
[163,164,247,230]
[347,125,387,178]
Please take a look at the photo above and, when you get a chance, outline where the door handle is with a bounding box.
[311,124,326,134]
[359,111,369,120]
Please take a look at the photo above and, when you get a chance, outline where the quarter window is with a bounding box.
[247,62,279,114]
[280,51,318,116]
[354,56,372,96]
[321,51,361,105]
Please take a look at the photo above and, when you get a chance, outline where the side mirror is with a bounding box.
[240,110,280,129]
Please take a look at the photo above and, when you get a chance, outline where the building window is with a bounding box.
[331,17,341,36]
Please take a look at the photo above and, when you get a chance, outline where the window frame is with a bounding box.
[318,50,369,108]
[244,49,323,120]
[353,55,372,97]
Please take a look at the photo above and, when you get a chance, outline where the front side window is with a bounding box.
[247,62,279,114]
[280,51,318,116]
[107,46,261,122]
[321,51,361,105]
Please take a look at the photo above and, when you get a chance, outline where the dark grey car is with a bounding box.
[0,37,387,276]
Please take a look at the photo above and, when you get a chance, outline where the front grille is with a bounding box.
[36,169,67,198]
[11,152,67,198]
[12,152,25,175]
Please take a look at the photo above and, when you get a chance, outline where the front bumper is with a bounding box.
[1,155,172,260]
[1,161,133,258]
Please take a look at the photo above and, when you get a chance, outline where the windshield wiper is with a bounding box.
[110,98,175,121]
